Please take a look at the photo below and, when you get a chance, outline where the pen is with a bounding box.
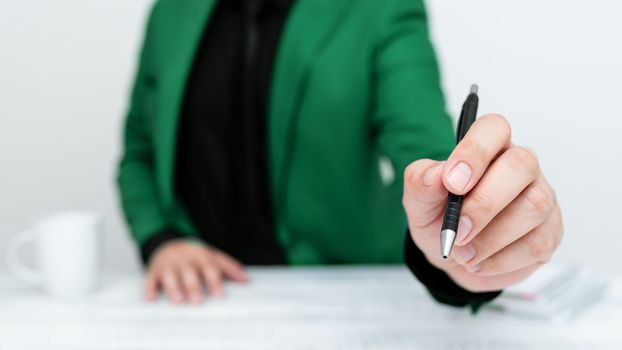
[440,84,479,259]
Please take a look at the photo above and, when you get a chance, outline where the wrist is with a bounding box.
[404,231,502,311]
[140,229,186,266]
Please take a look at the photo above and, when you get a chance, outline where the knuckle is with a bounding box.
[481,236,504,256]
[468,190,496,220]
[404,159,434,187]
[542,226,562,259]
[533,237,554,263]
[402,160,442,213]
[198,249,215,263]
[401,195,409,210]
[480,256,504,275]
[198,259,214,272]
[525,233,546,261]
[539,253,552,265]
[482,113,512,139]
[533,261,548,271]
[542,235,556,260]
[196,257,209,269]
[457,138,491,162]
[524,185,555,217]
[508,146,539,176]
[403,162,419,186]
[185,246,202,257]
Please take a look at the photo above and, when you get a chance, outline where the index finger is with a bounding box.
[213,251,248,283]
[442,114,512,195]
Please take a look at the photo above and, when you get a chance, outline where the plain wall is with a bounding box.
[1,0,620,274]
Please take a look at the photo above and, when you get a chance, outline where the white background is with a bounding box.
[0,0,620,274]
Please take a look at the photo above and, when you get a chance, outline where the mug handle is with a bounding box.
[6,229,43,284]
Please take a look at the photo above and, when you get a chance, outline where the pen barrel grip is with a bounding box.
[441,194,463,231]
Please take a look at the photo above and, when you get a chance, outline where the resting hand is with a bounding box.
[145,240,248,304]
[403,114,563,292]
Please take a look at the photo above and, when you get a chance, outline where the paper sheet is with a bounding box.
[490,264,610,322]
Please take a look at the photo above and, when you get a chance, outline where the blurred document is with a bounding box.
[490,264,609,322]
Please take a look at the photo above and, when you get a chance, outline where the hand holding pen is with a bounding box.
[403,86,563,292]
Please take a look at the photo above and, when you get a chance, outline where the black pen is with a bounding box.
[440,84,479,259]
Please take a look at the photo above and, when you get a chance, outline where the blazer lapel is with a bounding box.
[155,0,349,210]
[269,0,349,208]
[156,0,217,207]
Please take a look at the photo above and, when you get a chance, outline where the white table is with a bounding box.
[1,267,621,349]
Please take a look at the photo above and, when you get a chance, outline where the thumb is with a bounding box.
[402,159,448,231]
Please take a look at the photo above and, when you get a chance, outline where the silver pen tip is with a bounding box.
[440,229,457,260]
[470,84,479,94]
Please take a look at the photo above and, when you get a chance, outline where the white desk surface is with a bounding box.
[1,266,621,349]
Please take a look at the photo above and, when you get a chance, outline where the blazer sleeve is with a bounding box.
[371,0,502,310]
[371,0,455,180]
[117,3,170,247]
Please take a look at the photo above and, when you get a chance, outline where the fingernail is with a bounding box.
[456,215,473,244]
[466,263,481,273]
[452,244,476,264]
[190,294,203,304]
[423,163,443,186]
[447,162,472,191]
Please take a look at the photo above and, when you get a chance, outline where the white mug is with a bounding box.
[5,211,102,298]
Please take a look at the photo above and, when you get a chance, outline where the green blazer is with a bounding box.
[117,0,454,265]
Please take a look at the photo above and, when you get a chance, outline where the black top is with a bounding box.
[139,0,501,309]
[174,0,290,265]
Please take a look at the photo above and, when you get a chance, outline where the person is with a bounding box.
[117,0,563,309]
